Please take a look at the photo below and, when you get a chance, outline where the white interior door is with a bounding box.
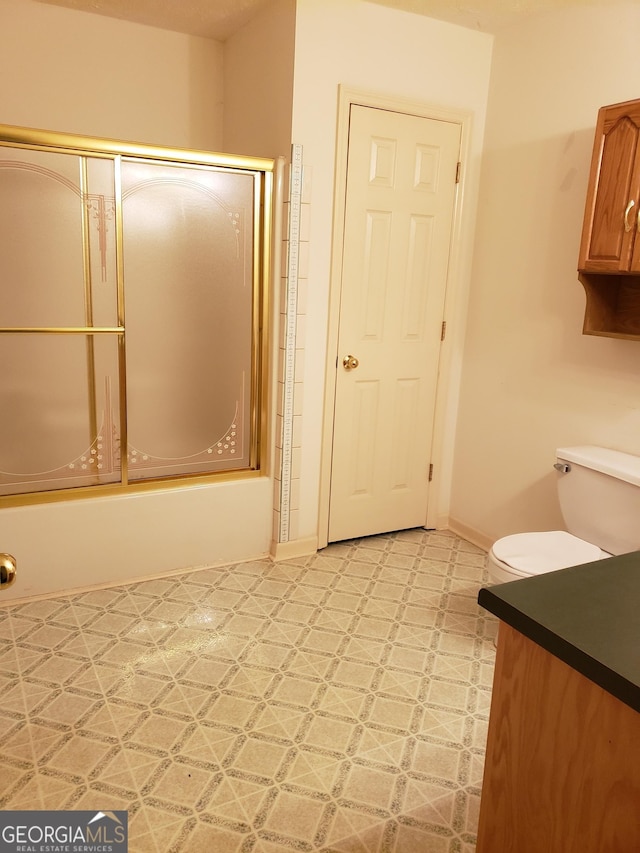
[328,104,461,542]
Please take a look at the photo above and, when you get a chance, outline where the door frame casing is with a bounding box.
[318,86,473,548]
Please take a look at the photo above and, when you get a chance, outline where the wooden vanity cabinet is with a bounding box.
[476,553,640,853]
[476,623,640,853]
[578,98,640,339]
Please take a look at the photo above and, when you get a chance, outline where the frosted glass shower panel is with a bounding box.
[121,160,255,479]
[0,123,272,503]
[0,146,118,328]
[0,334,121,496]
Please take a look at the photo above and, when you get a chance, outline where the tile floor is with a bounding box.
[0,528,496,852]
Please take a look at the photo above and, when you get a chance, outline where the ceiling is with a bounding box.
[31,0,621,40]
[32,0,273,41]
[369,0,622,32]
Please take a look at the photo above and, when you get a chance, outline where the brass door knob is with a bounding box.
[342,354,359,370]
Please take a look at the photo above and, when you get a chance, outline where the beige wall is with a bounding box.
[290,0,494,542]
[450,2,640,549]
[0,0,223,149]
[222,0,297,554]
[224,0,295,159]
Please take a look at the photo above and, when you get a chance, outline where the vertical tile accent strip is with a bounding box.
[279,144,303,543]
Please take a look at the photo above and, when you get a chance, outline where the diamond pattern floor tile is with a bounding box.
[0,529,494,851]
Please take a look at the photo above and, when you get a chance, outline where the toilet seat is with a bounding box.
[490,530,608,578]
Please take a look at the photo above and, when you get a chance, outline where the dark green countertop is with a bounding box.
[478,551,640,713]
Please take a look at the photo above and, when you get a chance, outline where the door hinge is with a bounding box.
[455,161,461,183]
[441,320,447,341]
[428,463,434,482]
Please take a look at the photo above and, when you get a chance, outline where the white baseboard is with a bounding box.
[446,517,493,553]
[270,536,318,562]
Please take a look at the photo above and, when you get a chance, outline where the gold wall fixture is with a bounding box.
[0,125,274,506]
[0,553,16,589]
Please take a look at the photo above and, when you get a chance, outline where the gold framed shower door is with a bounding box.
[0,124,274,506]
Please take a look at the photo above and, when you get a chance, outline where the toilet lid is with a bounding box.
[491,531,606,575]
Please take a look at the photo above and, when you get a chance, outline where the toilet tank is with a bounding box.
[556,445,640,555]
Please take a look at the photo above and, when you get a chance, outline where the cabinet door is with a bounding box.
[579,100,640,273]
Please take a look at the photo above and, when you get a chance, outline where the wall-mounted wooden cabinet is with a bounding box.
[578,98,640,340]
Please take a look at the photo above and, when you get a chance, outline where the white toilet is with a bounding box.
[487,445,640,585]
